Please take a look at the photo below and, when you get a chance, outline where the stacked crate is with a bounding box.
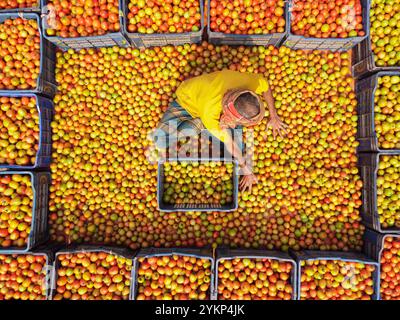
[354,3,400,297]
[0,7,54,302]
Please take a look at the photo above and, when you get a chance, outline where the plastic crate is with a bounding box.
[284,0,370,52]
[293,250,380,300]
[0,171,50,253]
[41,0,129,50]
[131,248,214,300]
[353,38,400,79]
[157,158,239,212]
[0,3,40,12]
[0,249,56,300]
[363,229,400,300]
[358,153,400,233]
[122,0,204,48]
[363,229,400,262]
[0,93,53,170]
[50,245,136,300]
[214,248,297,300]
[356,71,400,153]
[0,13,56,98]
[207,1,289,46]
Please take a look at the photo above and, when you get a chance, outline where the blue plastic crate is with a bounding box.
[356,71,400,153]
[122,0,204,48]
[293,250,380,300]
[358,153,400,233]
[50,245,136,300]
[0,13,56,98]
[157,158,239,212]
[284,0,370,52]
[207,1,289,47]
[40,0,129,50]
[0,93,53,170]
[214,248,297,300]
[131,248,214,300]
[0,171,50,253]
[0,250,55,300]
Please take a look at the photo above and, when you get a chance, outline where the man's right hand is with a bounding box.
[240,173,258,193]
[239,165,258,193]
[267,115,288,139]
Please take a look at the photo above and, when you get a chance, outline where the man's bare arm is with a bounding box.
[224,133,246,168]
[224,133,258,193]
[263,88,278,118]
[263,89,288,138]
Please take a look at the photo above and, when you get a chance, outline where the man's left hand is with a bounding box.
[267,115,288,139]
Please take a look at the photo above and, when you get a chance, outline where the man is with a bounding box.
[154,70,287,192]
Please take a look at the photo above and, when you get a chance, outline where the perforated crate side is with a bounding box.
[30,172,50,249]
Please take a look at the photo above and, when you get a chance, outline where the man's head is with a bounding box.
[235,92,261,119]
[220,90,264,129]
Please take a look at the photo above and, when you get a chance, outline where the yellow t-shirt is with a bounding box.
[176,70,269,142]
